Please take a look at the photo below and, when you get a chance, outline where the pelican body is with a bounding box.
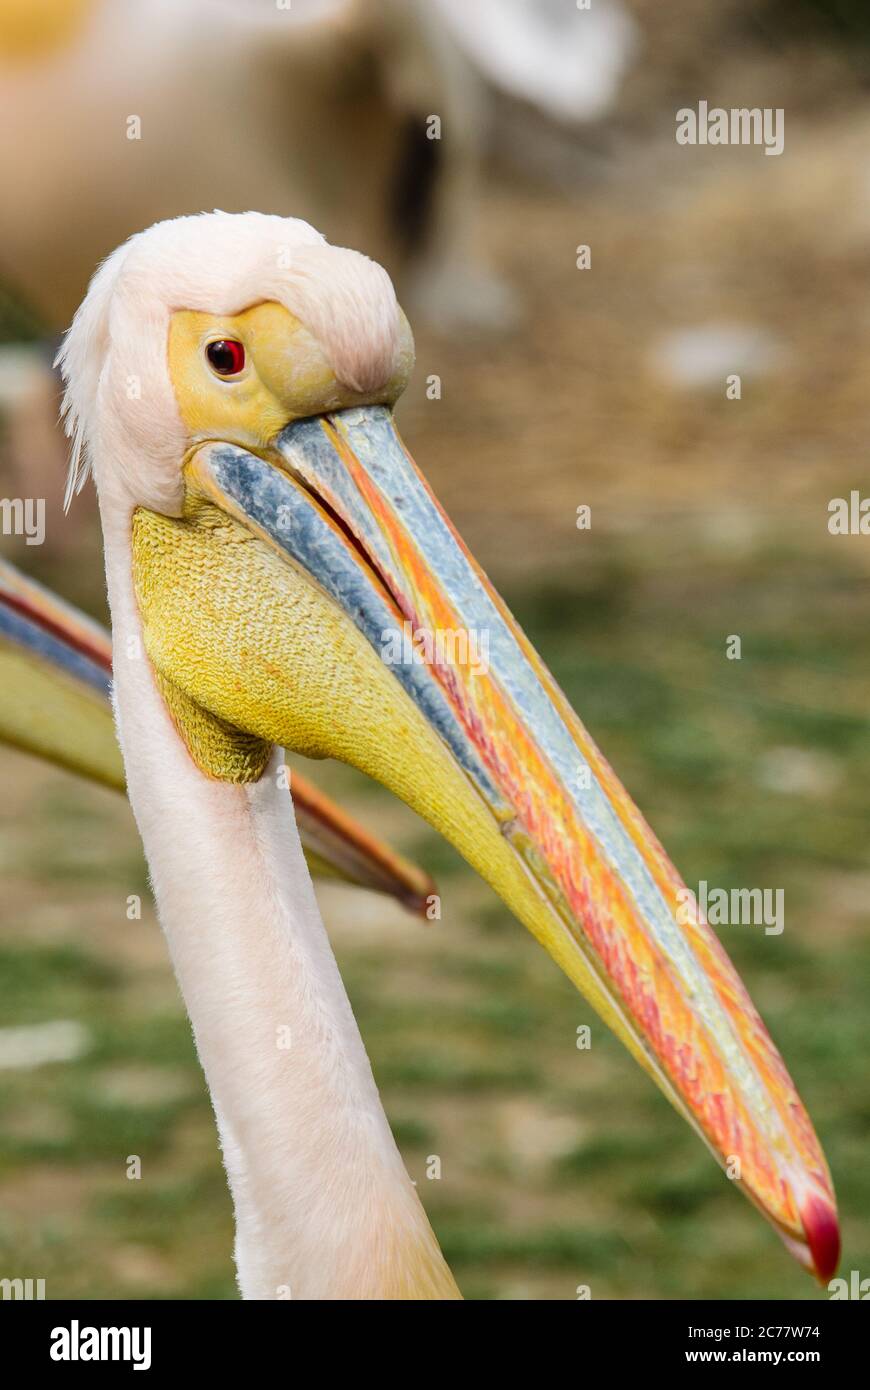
[0,0,498,334]
[53,211,838,1297]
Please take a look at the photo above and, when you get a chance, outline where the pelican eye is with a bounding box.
[206,339,246,377]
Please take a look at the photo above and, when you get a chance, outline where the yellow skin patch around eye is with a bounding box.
[168,303,413,447]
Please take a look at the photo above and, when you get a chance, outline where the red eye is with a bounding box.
[206,339,245,376]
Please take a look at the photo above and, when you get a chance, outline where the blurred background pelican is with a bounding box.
[0,0,868,1299]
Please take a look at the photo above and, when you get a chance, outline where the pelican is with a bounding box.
[0,555,434,912]
[0,0,511,552]
[0,0,507,333]
[53,210,838,1298]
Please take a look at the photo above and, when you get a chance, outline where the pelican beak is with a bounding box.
[134,403,838,1283]
[0,557,434,915]
[0,557,123,789]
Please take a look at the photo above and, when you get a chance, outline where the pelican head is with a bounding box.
[58,211,838,1282]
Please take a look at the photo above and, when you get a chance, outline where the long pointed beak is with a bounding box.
[151,404,839,1281]
[0,557,434,915]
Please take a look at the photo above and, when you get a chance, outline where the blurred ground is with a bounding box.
[1,0,869,1299]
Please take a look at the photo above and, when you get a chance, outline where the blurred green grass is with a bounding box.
[0,529,868,1299]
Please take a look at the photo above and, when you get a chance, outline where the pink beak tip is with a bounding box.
[800,1191,841,1285]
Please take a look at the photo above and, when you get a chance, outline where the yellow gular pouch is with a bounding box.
[150,668,272,785]
[132,500,274,785]
[129,491,457,786]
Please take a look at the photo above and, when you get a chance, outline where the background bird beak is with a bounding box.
[139,402,840,1282]
[0,557,435,915]
[0,557,121,788]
